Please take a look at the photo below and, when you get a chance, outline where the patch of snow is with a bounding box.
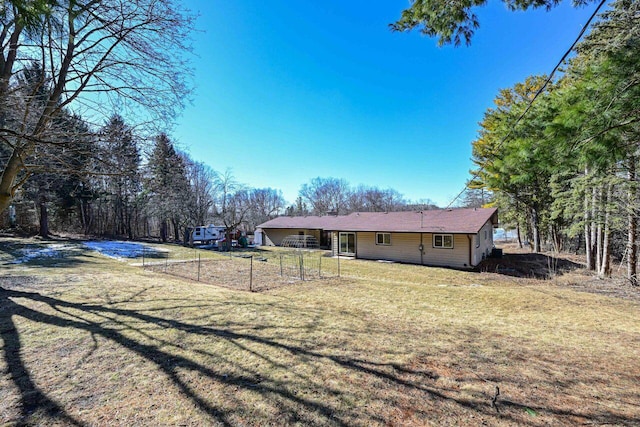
[83,241,163,259]
[11,244,76,264]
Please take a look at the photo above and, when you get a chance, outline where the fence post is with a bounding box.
[142,248,145,268]
[300,252,305,281]
[319,254,322,278]
[337,253,340,278]
[197,253,201,281]
[280,254,283,277]
[164,252,168,273]
[249,255,253,292]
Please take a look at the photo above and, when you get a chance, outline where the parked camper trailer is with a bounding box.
[191,225,226,244]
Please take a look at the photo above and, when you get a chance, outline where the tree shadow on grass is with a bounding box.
[1,286,637,426]
[0,287,347,426]
[1,304,85,426]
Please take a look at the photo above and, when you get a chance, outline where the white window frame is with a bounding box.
[376,232,391,246]
[433,234,454,249]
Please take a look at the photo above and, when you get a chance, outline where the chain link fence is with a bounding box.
[142,248,341,292]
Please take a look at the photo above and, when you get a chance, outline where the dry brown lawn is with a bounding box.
[1,237,639,426]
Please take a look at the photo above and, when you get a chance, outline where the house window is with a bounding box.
[433,234,453,249]
[376,232,391,245]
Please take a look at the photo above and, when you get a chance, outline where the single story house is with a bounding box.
[256,207,498,269]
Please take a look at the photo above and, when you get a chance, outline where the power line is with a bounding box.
[443,0,608,209]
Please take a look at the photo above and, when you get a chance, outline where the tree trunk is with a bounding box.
[584,171,593,269]
[598,184,611,278]
[0,149,26,214]
[126,210,133,240]
[81,199,93,235]
[172,218,180,241]
[590,186,598,270]
[551,224,562,253]
[79,199,87,234]
[531,207,541,253]
[39,199,49,238]
[629,157,638,286]
[575,232,582,255]
[0,24,24,213]
[595,187,603,275]
[160,220,167,242]
[516,222,523,249]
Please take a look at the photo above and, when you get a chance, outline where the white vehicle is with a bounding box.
[191,225,226,244]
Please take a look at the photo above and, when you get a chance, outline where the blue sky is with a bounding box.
[174,0,602,207]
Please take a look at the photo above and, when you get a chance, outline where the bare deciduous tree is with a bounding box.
[213,170,251,250]
[184,159,216,227]
[246,188,285,231]
[0,0,194,213]
[299,177,350,215]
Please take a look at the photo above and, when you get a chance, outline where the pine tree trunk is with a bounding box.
[531,207,541,253]
[629,157,638,286]
[590,186,598,270]
[584,179,593,269]
[517,223,523,249]
[595,186,603,274]
[551,225,562,252]
[598,184,611,278]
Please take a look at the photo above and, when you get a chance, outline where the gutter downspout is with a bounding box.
[467,235,473,268]
[420,233,424,265]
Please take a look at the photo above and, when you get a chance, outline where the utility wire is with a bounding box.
[443,0,608,210]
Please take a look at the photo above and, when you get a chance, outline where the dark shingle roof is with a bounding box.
[257,208,498,234]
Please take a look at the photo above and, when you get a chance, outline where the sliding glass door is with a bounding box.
[339,232,356,255]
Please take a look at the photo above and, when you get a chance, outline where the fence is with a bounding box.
[142,248,340,292]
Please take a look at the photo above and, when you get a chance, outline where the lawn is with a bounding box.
[1,237,639,426]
